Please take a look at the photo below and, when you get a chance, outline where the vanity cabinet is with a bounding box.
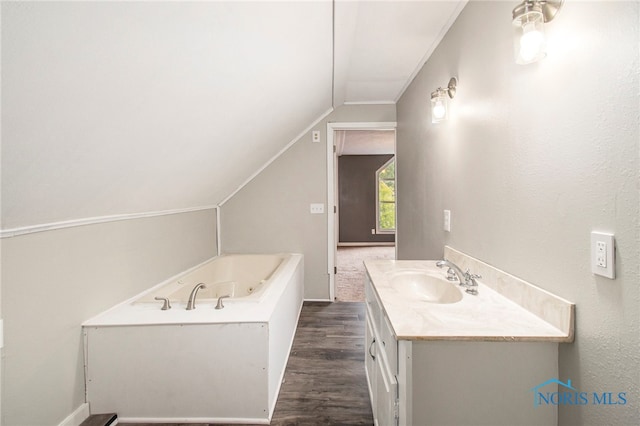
[365,275,398,426]
[364,274,561,426]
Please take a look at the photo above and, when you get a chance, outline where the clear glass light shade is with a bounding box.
[513,10,546,64]
[431,92,448,123]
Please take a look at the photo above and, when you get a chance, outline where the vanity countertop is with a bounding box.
[364,257,574,342]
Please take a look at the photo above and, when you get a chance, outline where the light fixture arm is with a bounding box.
[432,77,457,100]
[512,0,563,24]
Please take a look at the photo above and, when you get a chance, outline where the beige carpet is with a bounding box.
[336,246,395,302]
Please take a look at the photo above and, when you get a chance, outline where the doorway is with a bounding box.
[326,123,397,301]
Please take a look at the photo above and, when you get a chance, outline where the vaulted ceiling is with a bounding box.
[1,1,466,230]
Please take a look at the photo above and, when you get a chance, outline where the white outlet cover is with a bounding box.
[310,203,324,214]
[312,130,321,143]
[591,231,615,279]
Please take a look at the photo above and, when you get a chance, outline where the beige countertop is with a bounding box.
[364,258,574,342]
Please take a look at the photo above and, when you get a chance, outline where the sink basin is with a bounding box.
[389,271,463,304]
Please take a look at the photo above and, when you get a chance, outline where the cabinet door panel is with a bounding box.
[365,313,377,410]
[375,345,398,426]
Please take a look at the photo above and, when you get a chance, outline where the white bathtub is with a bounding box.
[83,253,304,424]
[135,253,287,305]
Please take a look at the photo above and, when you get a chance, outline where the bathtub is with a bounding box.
[83,253,304,424]
[135,254,286,305]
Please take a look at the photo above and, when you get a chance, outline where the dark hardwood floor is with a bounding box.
[119,301,373,426]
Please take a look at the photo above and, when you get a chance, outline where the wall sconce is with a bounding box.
[431,77,457,123]
[512,0,563,64]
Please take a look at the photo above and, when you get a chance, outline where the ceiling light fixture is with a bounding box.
[430,77,457,124]
[512,0,563,64]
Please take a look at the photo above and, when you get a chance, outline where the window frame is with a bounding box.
[375,157,396,234]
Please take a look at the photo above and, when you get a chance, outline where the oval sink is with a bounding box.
[389,271,463,304]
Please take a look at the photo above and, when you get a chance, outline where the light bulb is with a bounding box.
[432,100,446,119]
[519,21,545,62]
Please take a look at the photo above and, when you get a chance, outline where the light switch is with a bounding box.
[591,231,615,279]
[312,130,321,143]
[443,210,451,232]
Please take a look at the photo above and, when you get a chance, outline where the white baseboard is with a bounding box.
[304,298,333,302]
[338,242,395,247]
[58,403,90,426]
[118,417,268,425]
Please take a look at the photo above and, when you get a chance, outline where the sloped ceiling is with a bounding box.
[1,0,466,230]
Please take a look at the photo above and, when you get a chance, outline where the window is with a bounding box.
[376,158,395,233]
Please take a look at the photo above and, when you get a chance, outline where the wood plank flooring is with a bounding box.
[119,302,373,426]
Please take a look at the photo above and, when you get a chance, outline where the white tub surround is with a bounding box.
[83,253,304,424]
[363,248,574,426]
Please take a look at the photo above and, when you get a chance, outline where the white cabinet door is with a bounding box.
[375,346,398,426]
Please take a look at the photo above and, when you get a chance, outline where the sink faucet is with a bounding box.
[186,283,206,310]
[436,260,481,295]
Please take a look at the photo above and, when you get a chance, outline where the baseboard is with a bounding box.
[118,417,268,425]
[304,298,333,302]
[338,242,395,247]
[58,403,90,426]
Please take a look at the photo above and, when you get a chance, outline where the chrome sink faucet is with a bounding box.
[186,282,206,310]
[436,259,481,295]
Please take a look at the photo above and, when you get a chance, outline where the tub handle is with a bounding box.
[154,297,171,310]
[215,295,231,310]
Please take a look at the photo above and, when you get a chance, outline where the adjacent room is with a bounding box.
[1,1,638,426]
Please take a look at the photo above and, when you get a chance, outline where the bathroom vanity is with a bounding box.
[364,247,574,426]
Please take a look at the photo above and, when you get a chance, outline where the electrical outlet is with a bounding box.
[312,130,321,143]
[310,203,324,214]
[591,231,615,279]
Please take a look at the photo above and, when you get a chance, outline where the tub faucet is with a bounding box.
[186,283,206,310]
[435,259,481,295]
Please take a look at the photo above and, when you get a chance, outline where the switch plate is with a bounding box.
[312,130,320,143]
[443,210,451,232]
[310,203,324,214]
[591,231,615,279]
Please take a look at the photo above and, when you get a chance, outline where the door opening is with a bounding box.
[326,122,397,301]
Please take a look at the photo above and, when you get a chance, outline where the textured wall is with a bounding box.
[1,209,217,425]
[396,1,639,424]
[338,155,395,243]
[221,104,396,300]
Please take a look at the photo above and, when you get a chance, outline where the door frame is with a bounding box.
[326,121,397,301]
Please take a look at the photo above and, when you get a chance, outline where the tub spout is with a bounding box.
[215,295,231,310]
[186,283,206,310]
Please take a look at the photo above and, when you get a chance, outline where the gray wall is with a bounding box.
[396,1,639,425]
[221,104,396,300]
[338,155,395,243]
[1,209,217,425]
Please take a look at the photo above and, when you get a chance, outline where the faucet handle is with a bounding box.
[154,297,171,310]
[215,294,231,310]
[445,268,458,281]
